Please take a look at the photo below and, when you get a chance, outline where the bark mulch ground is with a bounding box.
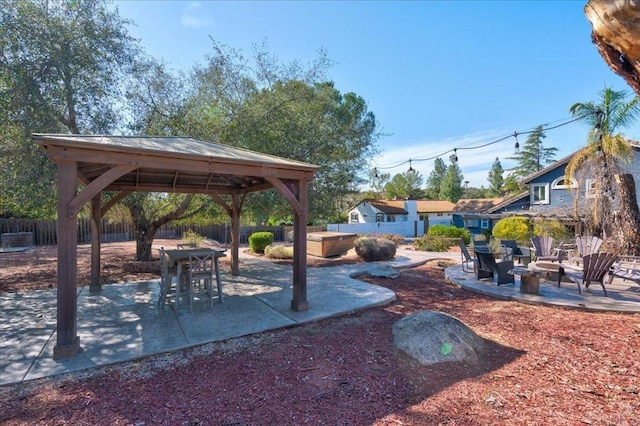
[1,241,639,425]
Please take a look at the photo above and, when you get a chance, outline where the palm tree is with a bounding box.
[568,87,640,254]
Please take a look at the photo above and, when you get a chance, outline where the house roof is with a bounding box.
[485,192,530,213]
[357,199,456,215]
[452,198,503,213]
[520,152,575,185]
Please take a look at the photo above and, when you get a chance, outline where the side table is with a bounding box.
[509,266,541,294]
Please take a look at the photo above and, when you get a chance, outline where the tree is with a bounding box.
[384,170,425,200]
[506,126,558,180]
[439,154,464,202]
[426,157,447,199]
[487,157,505,196]
[568,87,640,254]
[0,0,139,217]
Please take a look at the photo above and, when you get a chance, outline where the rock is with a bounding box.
[366,265,400,279]
[392,311,485,366]
[354,237,396,262]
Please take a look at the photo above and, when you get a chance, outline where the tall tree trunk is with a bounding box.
[129,196,193,261]
[611,173,640,255]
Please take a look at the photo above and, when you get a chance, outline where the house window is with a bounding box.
[481,219,489,229]
[531,183,549,204]
[585,179,596,198]
[437,212,443,216]
[387,215,396,222]
[552,176,577,189]
[466,219,480,228]
[350,212,359,223]
[375,213,384,222]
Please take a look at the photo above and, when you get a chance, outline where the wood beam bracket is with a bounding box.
[68,165,136,217]
[266,177,303,216]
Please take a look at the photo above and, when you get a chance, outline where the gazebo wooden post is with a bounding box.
[90,193,102,293]
[230,194,241,276]
[54,160,81,359]
[291,180,308,311]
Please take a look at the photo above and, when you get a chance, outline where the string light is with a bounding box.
[453,148,458,162]
[373,113,592,172]
[407,159,414,172]
[513,132,519,153]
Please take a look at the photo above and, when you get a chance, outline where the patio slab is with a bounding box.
[1,248,453,386]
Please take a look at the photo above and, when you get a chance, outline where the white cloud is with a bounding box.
[181,2,213,29]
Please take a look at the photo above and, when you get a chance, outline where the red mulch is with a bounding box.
[1,242,639,425]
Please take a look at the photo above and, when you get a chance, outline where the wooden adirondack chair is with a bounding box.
[559,252,618,296]
[458,239,475,272]
[572,236,604,265]
[530,236,561,262]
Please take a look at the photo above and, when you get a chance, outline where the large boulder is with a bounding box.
[354,237,396,262]
[392,311,485,366]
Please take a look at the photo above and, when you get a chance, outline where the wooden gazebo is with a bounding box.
[33,134,318,359]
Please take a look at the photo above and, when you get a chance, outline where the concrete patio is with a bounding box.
[0,248,458,386]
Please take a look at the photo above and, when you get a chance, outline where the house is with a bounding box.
[451,198,504,237]
[347,199,456,226]
[520,143,640,218]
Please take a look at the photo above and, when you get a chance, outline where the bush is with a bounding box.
[414,235,451,252]
[182,230,205,247]
[354,237,396,262]
[371,233,405,246]
[248,231,274,254]
[427,224,470,244]
[264,244,293,259]
[533,218,571,241]
[492,217,531,241]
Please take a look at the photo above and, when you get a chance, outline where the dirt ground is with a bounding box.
[1,241,639,425]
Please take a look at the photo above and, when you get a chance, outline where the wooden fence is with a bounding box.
[0,219,293,246]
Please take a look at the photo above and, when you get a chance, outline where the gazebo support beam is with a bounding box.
[54,160,81,359]
[90,194,102,293]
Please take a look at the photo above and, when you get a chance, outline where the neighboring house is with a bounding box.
[451,198,503,236]
[347,199,455,226]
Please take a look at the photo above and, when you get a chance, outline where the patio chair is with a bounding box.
[500,239,531,265]
[458,239,475,272]
[530,236,563,262]
[558,252,618,296]
[571,236,604,265]
[158,247,178,308]
[177,242,198,249]
[186,253,222,310]
[474,249,515,285]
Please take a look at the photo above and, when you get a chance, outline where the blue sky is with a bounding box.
[114,0,636,189]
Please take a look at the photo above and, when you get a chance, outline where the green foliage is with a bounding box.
[426,157,447,199]
[487,157,505,196]
[248,231,274,254]
[439,154,464,202]
[492,217,532,241]
[506,125,558,179]
[414,235,451,252]
[264,244,294,259]
[182,230,205,247]
[533,219,571,241]
[427,225,470,244]
[384,170,425,199]
[370,233,405,246]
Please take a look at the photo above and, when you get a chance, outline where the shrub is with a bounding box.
[371,233,405,246]
[427,224,470,244]
[182,230,205,247]
[533,218,571,241]
[248,231,274,254]
[264,244,293,259]
[492,217,531,241]
[414,235,451,252]
[354,237,396,262]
